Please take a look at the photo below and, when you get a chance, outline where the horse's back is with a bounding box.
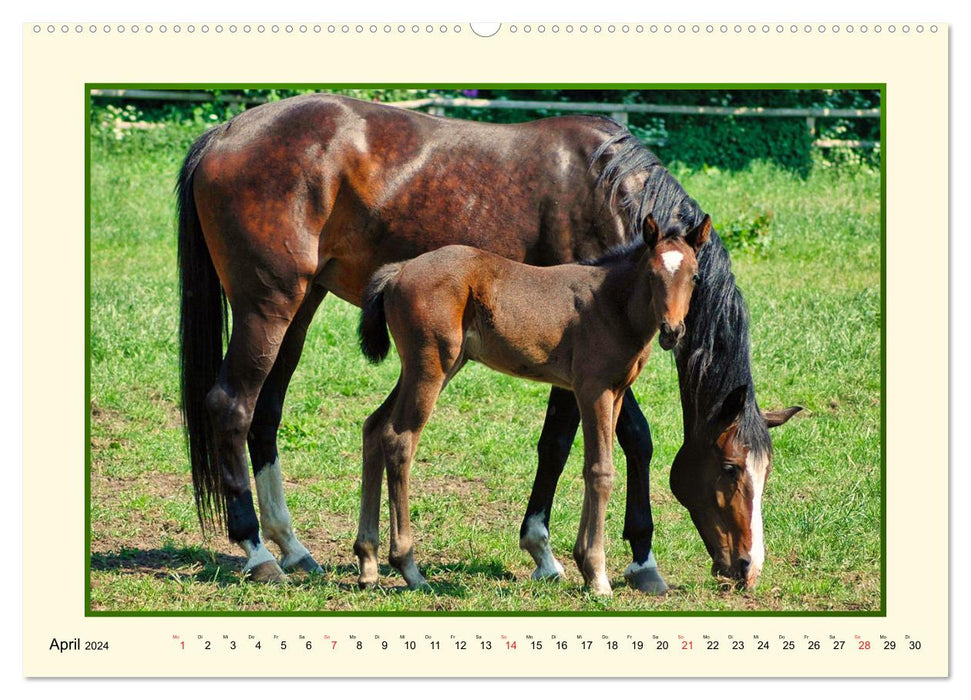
[188,94,630,307]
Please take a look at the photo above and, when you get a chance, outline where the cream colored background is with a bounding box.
[22,23,947,677]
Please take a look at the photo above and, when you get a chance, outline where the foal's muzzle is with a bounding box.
[658,323,684,351]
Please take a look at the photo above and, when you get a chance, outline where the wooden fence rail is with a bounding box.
[90,89,881,149]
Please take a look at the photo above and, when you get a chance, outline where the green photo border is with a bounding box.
[85,83,886,619]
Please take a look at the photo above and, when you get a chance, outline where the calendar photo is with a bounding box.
[87,85,881,615]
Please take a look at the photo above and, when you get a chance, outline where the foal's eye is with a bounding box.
[693,274,701,283]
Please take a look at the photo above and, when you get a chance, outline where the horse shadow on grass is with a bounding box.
[91,546,251,587]
[300,558,517,598]
[90,546,516,598]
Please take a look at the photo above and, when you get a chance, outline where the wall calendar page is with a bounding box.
[20,19,948,680]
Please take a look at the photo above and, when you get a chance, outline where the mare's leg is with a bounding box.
[519,387,579,579]
[572,391,618,596]
[207,299,305,583]
[247,286,328,574]
[616,389,668,594]
[354,380,400,588]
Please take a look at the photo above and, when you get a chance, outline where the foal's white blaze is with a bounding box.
[255,458,312,569]
[520,513,565,579]
[745,451,770,576]
[660,251,684,274]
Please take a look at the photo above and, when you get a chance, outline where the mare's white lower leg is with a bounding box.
[623,550,668,594]
[239,538,287,582]
[255,458,319,572]
[520,513,566,580]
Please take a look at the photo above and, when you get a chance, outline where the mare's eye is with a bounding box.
[722,463,740,477]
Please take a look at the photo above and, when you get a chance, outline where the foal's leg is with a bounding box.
[519,387,578,579]
[572,391,618,596]
[207,302,304,583]
[616,391,668,594]
[382,370,447,591]
[354,380,400,588]
[247,286,327,574]
[523,387,663,590]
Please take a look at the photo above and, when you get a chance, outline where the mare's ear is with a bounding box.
[763,406,803,428]
[644,214,661,248]
[712,384,748,435]
[687,215,712,251]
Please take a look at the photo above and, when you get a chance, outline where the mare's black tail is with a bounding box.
[176,124,228,532]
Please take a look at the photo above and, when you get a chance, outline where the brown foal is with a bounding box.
[355,216,710,595]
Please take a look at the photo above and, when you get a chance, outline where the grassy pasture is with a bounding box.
[88,120,881,614]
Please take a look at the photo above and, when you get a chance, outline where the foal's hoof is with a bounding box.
[586,577,613,597]
[407,579,433,593]
[358,570,379,590]
[246,560,289,584]
[624,563,669,595]
[284,554,323,575]
[399,561,431,592]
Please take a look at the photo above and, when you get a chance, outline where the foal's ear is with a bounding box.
[713,384,748,434]
[644,214,661,247]
[763,406,803,428]
[687,215,712,251]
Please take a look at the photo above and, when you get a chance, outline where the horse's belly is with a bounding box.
[464,328,572,388]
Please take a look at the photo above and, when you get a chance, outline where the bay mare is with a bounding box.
[177,93,710,587]
[355,215,708,595]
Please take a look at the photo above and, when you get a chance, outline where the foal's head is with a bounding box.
[643,214,711,350]
[670,385,801,590]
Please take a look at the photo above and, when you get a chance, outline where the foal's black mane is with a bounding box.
[677,232,772,458]
[578,234,669,267]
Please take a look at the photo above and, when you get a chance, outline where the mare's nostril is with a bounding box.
[739,558,751,579]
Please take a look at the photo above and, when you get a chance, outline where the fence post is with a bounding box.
[610,110,629,126]
[806,116,816,139]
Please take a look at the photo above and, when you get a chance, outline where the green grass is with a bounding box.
[89,122,881,614]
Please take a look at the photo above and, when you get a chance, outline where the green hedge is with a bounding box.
[90,88,881,176]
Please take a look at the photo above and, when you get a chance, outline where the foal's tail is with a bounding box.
[358,263,403,364]
[176,124,228,532]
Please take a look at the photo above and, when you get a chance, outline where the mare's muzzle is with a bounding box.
[711,556,758,590]
[658,322,684,351]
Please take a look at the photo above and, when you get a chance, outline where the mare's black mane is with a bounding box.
[581,130,707,267]
[677,232,772,457]
[579,130,770,455]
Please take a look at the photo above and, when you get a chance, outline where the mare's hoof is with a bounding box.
[624,565,669,595]
[408,580,433,593]
[531,559,566,581]
[285,554,323,575]
[246,560,289,584]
